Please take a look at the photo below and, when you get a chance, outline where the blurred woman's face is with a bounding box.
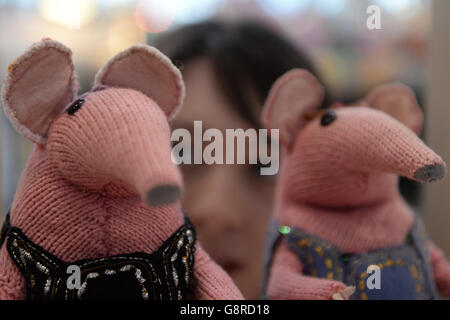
[172,58,275,299]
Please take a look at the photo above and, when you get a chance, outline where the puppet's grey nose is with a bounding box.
[146,184,181,207]
[413,164,447,183]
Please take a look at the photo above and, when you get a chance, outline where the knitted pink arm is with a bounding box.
[429,242,450,297]
[267,240,348,300]
[0,246,26,299]
[192,244,243,300]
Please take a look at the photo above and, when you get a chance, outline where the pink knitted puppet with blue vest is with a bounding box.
[262,69,450,300]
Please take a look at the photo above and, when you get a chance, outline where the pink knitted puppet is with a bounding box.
[0,38,243,300]
[262,69,450,300]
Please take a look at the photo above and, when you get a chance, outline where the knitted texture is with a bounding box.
[430,243,450,296]
[1,38,79,145]
[267,241,347,300]
[0,39,243,300]
[193,243,245,299]
[49,88,183,197]
[275,107,440,252]
[262,69,450,300]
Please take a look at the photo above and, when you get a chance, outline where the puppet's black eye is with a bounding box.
[67,98,85,115]
[320,110,337,126]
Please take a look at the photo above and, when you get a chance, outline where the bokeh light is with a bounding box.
[314,0,348,16]
[259,0,311,16]
[135,0,175,33]
[38,0,98,29]
[375,0,420,13]
[172,0,222,24]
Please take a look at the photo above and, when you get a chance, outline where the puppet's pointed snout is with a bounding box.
[413,164,447,183]
[145,184,182,207]
[392,127,447,183]
[124,159,183,208]
[83,90,184,207]
[124,145,183,208]
[377,126,447,183]
[339,108,447,183]
[377,131,447,183]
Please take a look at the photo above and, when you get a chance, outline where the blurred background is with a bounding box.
[0,0,449,259]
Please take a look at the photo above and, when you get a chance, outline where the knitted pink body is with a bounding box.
[0,39,242,300]
[263,69,450,300]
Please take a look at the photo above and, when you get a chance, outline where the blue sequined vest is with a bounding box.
[262,216,439,300]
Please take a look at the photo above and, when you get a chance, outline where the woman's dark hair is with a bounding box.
[150,20,331,127]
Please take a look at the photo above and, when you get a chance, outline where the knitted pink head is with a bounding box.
[263,69,446,209]
[263,69,450,300]
[0,39,242,300]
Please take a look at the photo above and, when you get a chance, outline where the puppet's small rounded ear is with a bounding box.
[94,45,185,120]
[365,83,423,135]
[1,38,79,145]
[262,69,324,148]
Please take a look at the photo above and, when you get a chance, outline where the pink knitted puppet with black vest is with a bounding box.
[0,38,243,300]
[262,69,450,300]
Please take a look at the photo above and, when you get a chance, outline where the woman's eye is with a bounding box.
[67,98,85,115]
[320,109,337,126]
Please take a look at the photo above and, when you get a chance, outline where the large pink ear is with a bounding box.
[262,69,324,147]
[365,83,423,134]
[94,45,185,120]
[1,38,79,145]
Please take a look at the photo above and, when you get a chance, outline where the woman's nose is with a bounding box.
[186,165,243,233]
